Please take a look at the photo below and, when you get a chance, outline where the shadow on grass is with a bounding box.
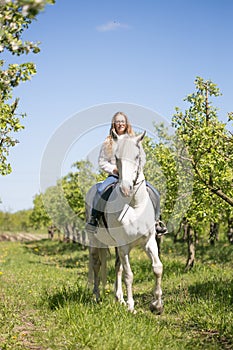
[23,239,89,269]
[196,243,233,265]
[40,283,94,310]
[188,278,233,305]
[24,239,87,255]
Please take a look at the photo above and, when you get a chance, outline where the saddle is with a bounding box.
[96,182,118,219]
[94,182,167,235]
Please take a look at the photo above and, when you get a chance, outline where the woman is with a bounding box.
[86,111,167,235]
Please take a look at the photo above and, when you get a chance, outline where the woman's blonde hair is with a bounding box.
[104,112,135,154]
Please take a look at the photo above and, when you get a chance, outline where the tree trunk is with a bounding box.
[174,217,188,242]
[227,217,233,244]
[185,223,195,271]
[209,222,219,245]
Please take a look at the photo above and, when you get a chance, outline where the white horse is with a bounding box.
[86,131,163,313]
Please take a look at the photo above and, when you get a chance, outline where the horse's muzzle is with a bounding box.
[120,181,133,197]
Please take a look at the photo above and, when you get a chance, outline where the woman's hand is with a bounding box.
[113,168,119,175]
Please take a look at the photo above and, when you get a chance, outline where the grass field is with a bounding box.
[0,234,232,349]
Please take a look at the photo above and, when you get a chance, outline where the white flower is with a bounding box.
[22,5,30,17]
[11,43,19,51]
[10,23,17,30]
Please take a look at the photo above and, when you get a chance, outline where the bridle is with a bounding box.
[132,143,144,187]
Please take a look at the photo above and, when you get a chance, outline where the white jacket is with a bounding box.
[98,137,118,175]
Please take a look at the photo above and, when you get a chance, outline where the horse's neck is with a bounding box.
[135,170,145,185]
[132,177,148,209]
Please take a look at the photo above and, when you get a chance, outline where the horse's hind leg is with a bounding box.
[90,247,101,301]
[99,248,108,292]
[145,236,163,314]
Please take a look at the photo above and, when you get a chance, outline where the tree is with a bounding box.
[169,77,233,268]
[141,79,232,269]
[30,193,51,230]
[0,0,55,175]
[63,160,98,219]
[172,77,233,207]
[0,208,32,231]
[30,160,98,241]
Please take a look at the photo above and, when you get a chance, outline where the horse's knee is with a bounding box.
[124,270,133,285]
[153,263,163,278]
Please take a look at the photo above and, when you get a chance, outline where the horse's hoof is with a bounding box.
[115,297,126,306]
[149,301,164,315]
[127,307,137,314]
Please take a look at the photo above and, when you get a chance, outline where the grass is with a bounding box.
[0,235,232,349]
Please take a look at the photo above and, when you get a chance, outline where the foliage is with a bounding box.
[30,160,98,234]
[63,160,97,218]
[143,126,193,231]
[0,0,55,175]
[0,208,32,231]
[29,193,51,230]
[0,237,232,349]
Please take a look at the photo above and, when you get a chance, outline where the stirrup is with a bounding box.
[85,217,98,233]
[155,220,168,236]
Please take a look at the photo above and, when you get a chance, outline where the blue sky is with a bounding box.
[1,0,233,212]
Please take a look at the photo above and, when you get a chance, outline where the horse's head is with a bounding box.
[113,130,146,197]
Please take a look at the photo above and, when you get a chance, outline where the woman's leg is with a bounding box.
[87,176,118,231]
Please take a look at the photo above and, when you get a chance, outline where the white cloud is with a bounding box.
[96,21,130,32]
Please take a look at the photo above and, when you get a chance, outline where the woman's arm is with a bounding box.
[98,142,117,175]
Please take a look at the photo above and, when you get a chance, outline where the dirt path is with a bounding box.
[0,232,46,242]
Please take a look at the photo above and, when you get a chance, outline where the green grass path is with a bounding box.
[0,237,232,349]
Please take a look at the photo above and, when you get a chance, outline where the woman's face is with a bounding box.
[114,114,127,135]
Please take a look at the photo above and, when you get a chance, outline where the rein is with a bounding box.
[117,179,145,223]
[133,143,143,186]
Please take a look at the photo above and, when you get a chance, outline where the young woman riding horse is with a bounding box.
[86,111,167,235]
[85,118,164,313]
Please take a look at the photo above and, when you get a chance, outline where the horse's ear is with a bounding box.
[111,129,118,140]
[136,130,146,144]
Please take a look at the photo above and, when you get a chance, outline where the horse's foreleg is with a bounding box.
[145,236,163,314]
[118,248,134,312]
[114,248,125,304]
